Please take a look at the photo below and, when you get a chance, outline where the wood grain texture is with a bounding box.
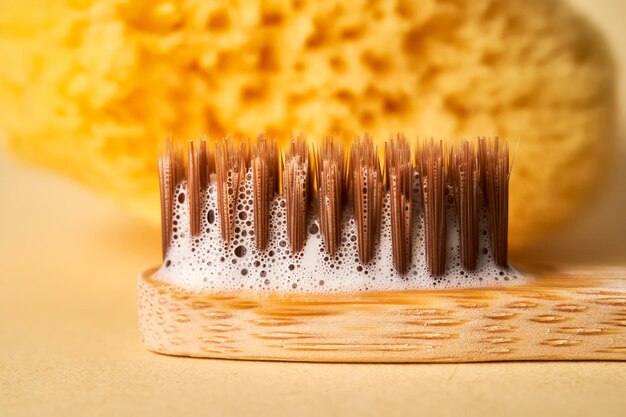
[138,267,626,362]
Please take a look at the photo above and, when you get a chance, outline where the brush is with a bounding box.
[140,136,626,363]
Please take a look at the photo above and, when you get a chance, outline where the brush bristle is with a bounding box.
[157,135,511,276]
[351,135,384,265]
[449,141,479,271]
[478,137,511,268]
[215,139,247,245]
[417,139,447,276]
[251,136,278,251]
[385,135,413,275]
[282,135,310,253]
[315,137,346,257]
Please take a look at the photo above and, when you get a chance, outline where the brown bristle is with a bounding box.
[198,140,208,190]
[351,135,384,264]
[385,135,413,275]
[418,139,447,276]
[158,139,185,258]
[187,141,202,237]
[449,141,479,271]
[282,135,310,253]
[478,137,510,268]
[251,137,279,251]
[315,137,346,256]
[157,155,171,259]
[215,139,247,245]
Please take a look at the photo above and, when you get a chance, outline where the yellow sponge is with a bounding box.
[0,0,615,250]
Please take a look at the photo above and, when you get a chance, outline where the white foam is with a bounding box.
[154,170,524,293]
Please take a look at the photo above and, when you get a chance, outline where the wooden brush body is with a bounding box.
[139,267,626,362]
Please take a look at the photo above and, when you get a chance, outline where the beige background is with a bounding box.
[1,1,626,416]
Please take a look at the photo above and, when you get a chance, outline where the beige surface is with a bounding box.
[2,1,626,416]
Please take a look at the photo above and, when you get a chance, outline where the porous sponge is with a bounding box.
[0,0,615,250]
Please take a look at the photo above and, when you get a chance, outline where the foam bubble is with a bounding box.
[155,170,524,293]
